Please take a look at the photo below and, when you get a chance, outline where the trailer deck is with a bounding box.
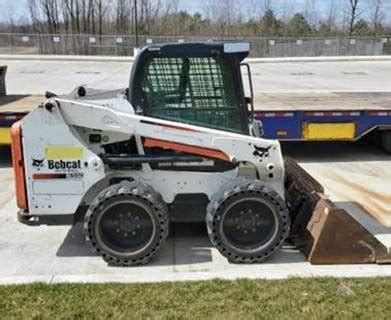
[254,92,391,111]
[0,95,42,144]
[0,94,42,113]
[253,92,391,143]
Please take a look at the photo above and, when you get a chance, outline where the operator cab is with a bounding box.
[128,42,255,135]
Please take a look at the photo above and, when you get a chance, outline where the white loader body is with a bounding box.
[21,91,285,216]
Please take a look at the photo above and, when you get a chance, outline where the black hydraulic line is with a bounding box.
[101,154,204,166]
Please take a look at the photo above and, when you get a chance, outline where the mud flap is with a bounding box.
[285,157,391,264]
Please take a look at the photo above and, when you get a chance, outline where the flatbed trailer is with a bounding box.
[0,95,42,145]
[1,92,391,152]
[254,92,391,152]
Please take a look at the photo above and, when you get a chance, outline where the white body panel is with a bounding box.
[21,91,285,216]
[22,105,106,214]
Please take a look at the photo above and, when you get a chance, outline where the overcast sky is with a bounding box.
[1,0,390,24]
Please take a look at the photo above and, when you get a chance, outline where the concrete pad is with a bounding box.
[1,59,391,96]
[1,143,391,285]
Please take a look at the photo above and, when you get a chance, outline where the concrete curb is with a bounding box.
[0,54,391,63]
[1,265,391,285]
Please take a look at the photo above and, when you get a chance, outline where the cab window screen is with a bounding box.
[140,56,244,133]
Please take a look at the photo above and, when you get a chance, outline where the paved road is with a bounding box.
[1,59,391,95]
[1,143,390,284]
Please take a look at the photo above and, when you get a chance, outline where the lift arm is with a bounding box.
[54,97,285,198]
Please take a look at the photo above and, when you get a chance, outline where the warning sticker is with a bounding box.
[45,146,83,160]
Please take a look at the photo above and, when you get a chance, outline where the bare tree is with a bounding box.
[317,0,338,35]
[63,0,81,34]
[347,0,360,36]
[139,0,163,34]
[156,0,179,35]
[3,3,17,33]
[21,0,390,39]
[326,0,337,31]
[370,0,384,35]
[39,0,60,34]
[96,0,105,36]
[279,0,297,35]
[246,0,271,19]
[303,0,318,28]
[27,0,41,33]
[115,0,132,35]
[206,0,240,36]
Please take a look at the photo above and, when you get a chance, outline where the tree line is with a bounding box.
[1,0,390,37]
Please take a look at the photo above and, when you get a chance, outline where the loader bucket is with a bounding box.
[284,157,391,264]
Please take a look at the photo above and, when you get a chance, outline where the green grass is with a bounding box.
[1,278,390,319]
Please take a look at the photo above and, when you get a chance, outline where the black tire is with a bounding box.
[84,180,169,266]
[381,131,391,153]
[206,179,290,263]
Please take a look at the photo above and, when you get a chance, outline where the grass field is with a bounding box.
[1,278,390,319]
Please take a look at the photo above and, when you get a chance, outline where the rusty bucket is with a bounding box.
[285,157,391,264]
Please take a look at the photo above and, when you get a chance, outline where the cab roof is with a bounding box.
[137,41,250,60]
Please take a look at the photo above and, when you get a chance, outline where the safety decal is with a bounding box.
[45,146,83,160]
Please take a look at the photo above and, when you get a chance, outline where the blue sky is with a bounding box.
[1,0,391,24]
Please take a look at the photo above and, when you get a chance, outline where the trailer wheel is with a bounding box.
[381,130,391,153]
[206,179,290,263]
[84,180,169,266]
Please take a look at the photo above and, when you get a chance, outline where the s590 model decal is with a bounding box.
[32,172,84,180]
[33,173,67,180]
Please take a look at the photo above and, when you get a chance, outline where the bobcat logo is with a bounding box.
[32,159,44,170]
[253,145,272,162]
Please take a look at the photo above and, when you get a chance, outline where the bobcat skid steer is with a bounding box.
[11,42,391,265]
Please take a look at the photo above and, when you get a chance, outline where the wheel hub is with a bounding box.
[118,213,141,235]
[98,201,155,254]
[222,198,277,251]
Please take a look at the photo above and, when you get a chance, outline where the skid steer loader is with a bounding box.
[11,42,391,265]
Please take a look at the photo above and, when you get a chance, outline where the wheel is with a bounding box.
[84,180,169,266]
[206,179,290,263]
[381,130,391,153]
